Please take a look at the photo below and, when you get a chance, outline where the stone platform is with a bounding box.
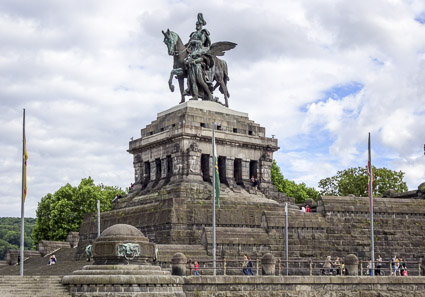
[77,101,425,266]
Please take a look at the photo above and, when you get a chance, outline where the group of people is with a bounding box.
[366,255,407,276]
[322,254,408,276]
[300,205,310,212]
[322,256,343,275]
[391,255,408,276]
[188,259,200,275]
[251,176,259,188]
[47,255,57,266]
[242,255,255,275]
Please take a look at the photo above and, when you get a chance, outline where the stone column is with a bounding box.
[171,253,187,276]
[133,154,142,184]
[242,159,250,183]
[161,158,168,179]
[226,157,236,188]
[150,160,156,182]
[345,254,359,276]
[260,158,272,184]
[261,253,276,275]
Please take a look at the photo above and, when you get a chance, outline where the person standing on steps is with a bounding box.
[193,260,200,275]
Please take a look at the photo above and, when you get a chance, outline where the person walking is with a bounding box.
[193,261,200,275]
[242,255,248,275]
[375,255,382,276]
[322,256,332,275]
[246,256,255,276]
[333,257,341,275]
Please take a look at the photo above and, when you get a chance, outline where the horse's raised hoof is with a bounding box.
[169,85,175,92]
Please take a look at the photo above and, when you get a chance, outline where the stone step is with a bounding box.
[0,276,71,297]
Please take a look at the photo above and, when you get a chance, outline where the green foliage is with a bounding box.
[0,217,36,259]
[318,166,408,197]
[271,160,319,203]
[32,177,125,246]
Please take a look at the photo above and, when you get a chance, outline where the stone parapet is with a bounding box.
[37,240,71,257]
[182,276,425,296]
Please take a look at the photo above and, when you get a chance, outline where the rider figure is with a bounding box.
[184,13,214,100]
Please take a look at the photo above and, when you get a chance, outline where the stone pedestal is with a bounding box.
[171,253,187,276]
[261,253,276,275]
[93,224,155,265]
[345,254,359,276]
[62,264,184,296]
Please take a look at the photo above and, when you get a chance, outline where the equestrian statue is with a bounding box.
[162,13,237,107]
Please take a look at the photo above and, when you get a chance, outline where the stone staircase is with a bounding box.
[0,247,90,276]
[0,276,71,297]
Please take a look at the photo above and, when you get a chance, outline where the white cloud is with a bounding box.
[1,0,425,217]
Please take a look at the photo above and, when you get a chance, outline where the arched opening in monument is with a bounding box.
[165,155,172,184]
[201,154,211,182]
[166,155,172,176]
[250,160,258,179]
[142,161,150,189]
[156,158,161,179]
[218,156,228,185]
[153,158,161,187]
[234,158,244,186]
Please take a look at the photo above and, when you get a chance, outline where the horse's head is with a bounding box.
[162,29,179,56]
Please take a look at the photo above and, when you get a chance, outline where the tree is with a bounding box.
[318,166,408,197]
[32,177,125,246]
[271,160,319,203]
[0,218,35,259]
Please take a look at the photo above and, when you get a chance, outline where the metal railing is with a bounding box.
[160,258,422,276]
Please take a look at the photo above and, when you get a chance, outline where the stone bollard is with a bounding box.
[261,253,276,275]
[344,254,359,276]
[171,253,187,276]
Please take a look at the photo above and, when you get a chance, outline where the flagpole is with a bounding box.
[212,123,217,276]
[369,132,375,276]
[20,108,26,276]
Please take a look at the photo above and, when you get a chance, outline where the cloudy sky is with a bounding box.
[1,0,425,218]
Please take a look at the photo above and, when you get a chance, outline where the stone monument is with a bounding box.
[78,14,294,260]
[77,13,425,272]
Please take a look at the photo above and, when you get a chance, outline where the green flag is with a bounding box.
[213,137,220,208]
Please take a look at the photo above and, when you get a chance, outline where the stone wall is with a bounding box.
[79,193,425,264]
[4,250,41,265]
[182,276,425,297]
[37,240,71,257]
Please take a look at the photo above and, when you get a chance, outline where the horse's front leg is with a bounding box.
[168,70,176,92]
[178,76,185,103]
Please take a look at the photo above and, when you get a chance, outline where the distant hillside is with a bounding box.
[0,217,36,259]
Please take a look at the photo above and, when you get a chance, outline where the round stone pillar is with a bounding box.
[261,253,276,275]
[171,253,187,276]
[92,224,155,265]
[344,254,359,276]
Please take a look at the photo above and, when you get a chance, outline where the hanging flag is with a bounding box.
[367,133,373,211]
[24,135,28,201]
[213,136,220,208]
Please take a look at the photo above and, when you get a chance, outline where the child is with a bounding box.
[194,261,200,275]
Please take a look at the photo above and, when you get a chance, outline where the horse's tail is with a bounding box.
[222,60,229,83]
[222,60,230,97]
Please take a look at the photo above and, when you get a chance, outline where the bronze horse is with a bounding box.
[162,29,235,107]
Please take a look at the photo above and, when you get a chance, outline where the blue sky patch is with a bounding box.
[322,81,364,100]
[371,57,385,66]
[415,12,425,24]
[300,81,364,112]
